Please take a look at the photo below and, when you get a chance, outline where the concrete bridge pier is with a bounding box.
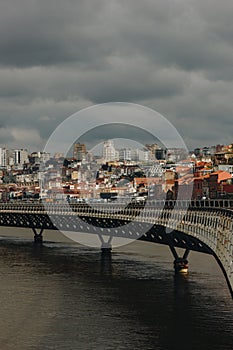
[99,235,112,256]
[169,246,190,274]
[32,228,44,244]
[101,242,112,256]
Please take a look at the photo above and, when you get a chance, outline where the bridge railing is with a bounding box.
[0,199,232,213]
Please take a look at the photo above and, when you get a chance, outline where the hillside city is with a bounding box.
[0,141,233,202]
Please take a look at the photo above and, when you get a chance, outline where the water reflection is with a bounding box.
[0,237,232,350]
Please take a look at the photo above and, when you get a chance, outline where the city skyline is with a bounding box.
[0,139,229,160]
[1,1,233,151]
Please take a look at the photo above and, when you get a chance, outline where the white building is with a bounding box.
[31,151,50,164]
[137,148,150,162]
[0,147,7,167]
[6,149,14,166]
[119,148,131,161]
[14,149,29,165]
[103,140,118,162]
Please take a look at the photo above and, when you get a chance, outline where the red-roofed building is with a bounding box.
[173,170,232,200]
[205,171,232,199]
[192,177,203,199]
[173,174,194,200]
[195,171,232,199]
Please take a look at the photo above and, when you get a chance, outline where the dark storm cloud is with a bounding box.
[0,0,116,68]
[0,0,233,150]
[2,0,233,75]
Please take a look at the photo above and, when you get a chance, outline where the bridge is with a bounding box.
[0,199,233,297]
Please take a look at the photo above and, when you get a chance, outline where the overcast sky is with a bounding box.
[1,0,233,151]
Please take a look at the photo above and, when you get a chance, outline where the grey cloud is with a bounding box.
[1,0,232,77]
[0,0,114,68]
[0,0,233,150]
[0,60,190,102]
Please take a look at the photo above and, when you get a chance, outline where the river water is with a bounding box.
[0,228,232,350]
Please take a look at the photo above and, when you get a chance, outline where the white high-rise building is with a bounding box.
[103,140,118,162]
[137,148,150,162]
[119,148,138,161]
[14,149,29,165]
[6,149,14,166]
[119,148,132,161]
[0,147,7,167]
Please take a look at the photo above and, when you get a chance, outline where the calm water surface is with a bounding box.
[0,229,232,350]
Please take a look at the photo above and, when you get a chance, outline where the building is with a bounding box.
[207,171,232,199]
[0,148,7,167]
[167,148,187,162]
[155,148,167,160]
[73,143,87,161]
[54,152,64,160]
[192,177,204,200]
[119,148,132,161]
[137,148,151,162]
[14,149,29,165]
[103,140,118,162]
[6,149,14,166]
[145,144,159,160]
[119,148,138,161]
[218,164,233,174]
[30,152,50,164]
[191,170,232,199]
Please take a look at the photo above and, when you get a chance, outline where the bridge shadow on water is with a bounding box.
[0,237,232,350]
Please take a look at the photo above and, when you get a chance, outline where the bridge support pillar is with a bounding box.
[101,242,112,256]
[169,246,190,274]
[32,228,44,244]
[98,234,112,256]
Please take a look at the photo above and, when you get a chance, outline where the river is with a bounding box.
[0,228,232,350]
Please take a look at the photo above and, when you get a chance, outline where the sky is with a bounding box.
[1,0,233,152]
